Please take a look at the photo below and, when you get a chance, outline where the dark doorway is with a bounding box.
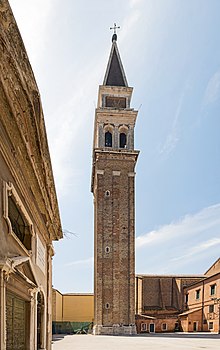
[149,323,155,333]
[193,322,198,332]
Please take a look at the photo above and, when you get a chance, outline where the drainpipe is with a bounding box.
[201,280,204,331]
[135,277,138,314]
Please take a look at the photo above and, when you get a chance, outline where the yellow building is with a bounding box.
[52,289,94,333]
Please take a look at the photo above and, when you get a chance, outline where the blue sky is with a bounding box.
[10,0,220,293]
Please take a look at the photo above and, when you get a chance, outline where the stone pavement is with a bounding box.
[52,333,220,350]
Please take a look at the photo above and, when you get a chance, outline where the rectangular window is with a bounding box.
[105,96,126,108]
[209,304,214,313]
[8,197,32,250]
[195,289,201,300]
[209,322,214,330]
[141,323,147,331]
[185,293,189,303]
[162,323,167,331]
[3,182,33,254]
[210,284,216,296]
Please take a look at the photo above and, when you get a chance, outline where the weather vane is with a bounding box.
[110,23,120,42]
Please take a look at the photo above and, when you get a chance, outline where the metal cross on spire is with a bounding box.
[110,23,120,42]
[110,23,120,34]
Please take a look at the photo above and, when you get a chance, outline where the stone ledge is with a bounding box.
[93,324,137,336]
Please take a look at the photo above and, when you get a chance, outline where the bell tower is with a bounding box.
[91,30,139,335]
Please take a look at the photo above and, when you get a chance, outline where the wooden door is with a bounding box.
[6,293,26,350]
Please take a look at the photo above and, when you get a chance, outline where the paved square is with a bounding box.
[52,333,220,350]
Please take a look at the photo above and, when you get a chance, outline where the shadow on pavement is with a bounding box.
[52,334,69,342]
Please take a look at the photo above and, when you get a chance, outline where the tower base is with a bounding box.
[93,324,137,336]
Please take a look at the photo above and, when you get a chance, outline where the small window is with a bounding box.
[195,289,201,300]
[185,293,189,303]
[209,322,214,330]
[174,322,179,331]
[120,133,127,148]
[105,190,111,197]
[105,303,110,309]
[105,131,112,147]
[162,323,167,331]
[209,304,214,313]
[105,246,110,253]
[210,284,216,296]
[141,323,147,331]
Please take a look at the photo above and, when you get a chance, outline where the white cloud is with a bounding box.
[65,256,93,268]
[159,91,184,156]
[136,204,220,273]
[172,238,220,262]
[47,62,103,196]
[129,0,144,8]
[203,70,220,106]
[136,203,220,249]
[120,1,143,44]
[10,0,52,65]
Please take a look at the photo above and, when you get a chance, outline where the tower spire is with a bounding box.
[103,25,128,87]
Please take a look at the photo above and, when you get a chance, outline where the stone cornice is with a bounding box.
[91,148,139,192]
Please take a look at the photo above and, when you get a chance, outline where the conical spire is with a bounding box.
[103,37,128,87]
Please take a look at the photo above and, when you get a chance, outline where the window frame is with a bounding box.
[3,181,33,255]
[141,323,147,331]
[208,321,214,330]
[210,284,216,296]
[209,304,214,313]
[119,132,127,148]
[105,131,113,147]
[195,289,201,300]
[161,323,167,331]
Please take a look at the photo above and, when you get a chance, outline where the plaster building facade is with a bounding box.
[52,289,94,334]
[0,1,62,349]
[91,32,139,335]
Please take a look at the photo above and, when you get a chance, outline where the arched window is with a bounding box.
[120,133,127,148]
[105,131,112,147]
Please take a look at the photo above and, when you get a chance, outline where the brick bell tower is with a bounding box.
[91,29,139,335]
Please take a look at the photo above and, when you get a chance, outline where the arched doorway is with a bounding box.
[37,292,45,349]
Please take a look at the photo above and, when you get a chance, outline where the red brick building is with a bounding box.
[135,274,205,333]
[180,258,220,333]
